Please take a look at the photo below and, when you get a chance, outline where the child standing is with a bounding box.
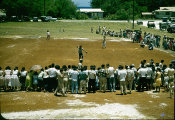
[46,30,50,40]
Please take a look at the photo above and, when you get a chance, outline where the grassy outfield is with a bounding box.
[0,20,175,40]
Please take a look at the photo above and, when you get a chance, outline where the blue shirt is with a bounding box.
[71,70,79,81]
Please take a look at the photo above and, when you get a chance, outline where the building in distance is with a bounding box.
[77,8,104,18]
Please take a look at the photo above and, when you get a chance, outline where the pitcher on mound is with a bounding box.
[77,45,87,62]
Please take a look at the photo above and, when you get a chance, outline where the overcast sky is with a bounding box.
[72,0,91,7]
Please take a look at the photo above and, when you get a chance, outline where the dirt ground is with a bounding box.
[0,90,174,119]
[0,37,174,119]
[0,37,174,69]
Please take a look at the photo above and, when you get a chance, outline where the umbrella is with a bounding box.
[30,65,43,71]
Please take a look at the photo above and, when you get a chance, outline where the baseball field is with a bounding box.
[0,20,174,119]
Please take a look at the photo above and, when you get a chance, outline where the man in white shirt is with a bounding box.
[114,66,120,90]
[54,68,66,96]
[118,65,127,95]
[0,67,4,89]
[126,65,134,94]
[146,64,153,90]
[137,64,147,92]
[83,66,89,89]
[78,59,83,70]
[47,64,57,92]
[168,64,175,83]
[71,66,79,94]
[167,64,175,98]
[107,65,115,92]
[38,68,44,91]
[20,67,27,91]
[68,65,73,92]
[43,66,49,92]
[88,65,96,93]
[98,64,107,93]
[131,64,137,90]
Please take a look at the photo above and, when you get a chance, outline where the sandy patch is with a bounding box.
[71,38,89,40]
[70,94,86,98]
[2,102,153,119]
[7,44,16,48]
[159,103,168,108]
[65,99,97,107]
[145,91,160,98]
[13,97,23,101]
[53,37,97,41]
[15,36,23,39]
[109,38,132,42]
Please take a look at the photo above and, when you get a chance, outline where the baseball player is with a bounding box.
[77,45,87,62]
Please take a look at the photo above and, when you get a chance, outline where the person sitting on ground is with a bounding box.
[149,42,154,50]
[140,40,145,48]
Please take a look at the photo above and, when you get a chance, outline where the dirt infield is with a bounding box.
[0,37,174,119]
[0,38,174,69]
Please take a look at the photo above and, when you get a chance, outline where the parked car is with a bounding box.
[50,18,57,21]
[167,24,175,33]
[0,16,6,22]
[10,16,18,22]
[147,21,155,28]
[137,20,143,25]
[41,16,50,22]
[33,17,38,22]
[159,22,168,30]
[162,17,168,22]
[169,17,175,21]
[23,16,30,22]
[169,17,175,24]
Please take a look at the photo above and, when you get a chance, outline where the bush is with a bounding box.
[93,16,100,20]
[76,13,88,20]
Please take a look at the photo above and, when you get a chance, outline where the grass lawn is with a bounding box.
[0,20,175,40]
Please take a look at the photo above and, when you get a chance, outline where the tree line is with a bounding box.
[0,0,77,19]
[0,0,175,20]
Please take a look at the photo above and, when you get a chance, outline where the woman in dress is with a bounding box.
[155,68,162,92]
[11,67,21,90]
[4,66,11,91]
[25,70,33,91]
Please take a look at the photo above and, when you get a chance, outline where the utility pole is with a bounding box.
[132,0,135,29]
[44,0,45,16]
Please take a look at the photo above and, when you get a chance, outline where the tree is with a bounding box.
[53,0,77,19]
[0,0,77,19]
